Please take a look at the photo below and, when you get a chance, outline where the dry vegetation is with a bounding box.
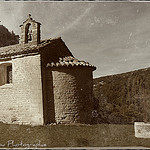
[0,25,19,48]
[93,67,150,124]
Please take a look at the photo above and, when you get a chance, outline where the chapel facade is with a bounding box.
[0,15,96,125]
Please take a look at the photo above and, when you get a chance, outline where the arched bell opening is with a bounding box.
[25,23,32,43]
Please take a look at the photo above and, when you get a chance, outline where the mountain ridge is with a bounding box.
[0,25,19,48]
[93,66,150,124]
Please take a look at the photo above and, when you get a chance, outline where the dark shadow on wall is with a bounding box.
[41,56,55,124]
[39,37,75,125]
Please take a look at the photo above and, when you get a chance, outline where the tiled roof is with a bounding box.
[0,37,96,70]
[0,38,61,60]
[47,56,96,70]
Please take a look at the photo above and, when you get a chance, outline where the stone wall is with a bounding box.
[50,67,94,124]
[0,55,43,125]
[0,48,95,125]
[20,17,41,45]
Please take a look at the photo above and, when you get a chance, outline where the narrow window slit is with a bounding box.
[7,65,12,84]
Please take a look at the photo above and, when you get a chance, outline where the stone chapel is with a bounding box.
[0,15,96,125]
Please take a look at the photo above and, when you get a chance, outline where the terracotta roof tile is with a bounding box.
[0,37,96,71]
[46,56,96,70]
[0,37,61,60]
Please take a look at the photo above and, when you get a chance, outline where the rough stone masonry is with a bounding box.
[0,15,96,125]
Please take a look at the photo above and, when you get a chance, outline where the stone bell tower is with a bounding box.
[19,14,41,45]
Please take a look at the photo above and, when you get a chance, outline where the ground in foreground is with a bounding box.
[0,123,149,148]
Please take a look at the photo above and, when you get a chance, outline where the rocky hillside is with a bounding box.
[93,67,150,124]
[0,25,19,47]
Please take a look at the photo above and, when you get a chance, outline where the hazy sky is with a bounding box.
[0,2,150,78]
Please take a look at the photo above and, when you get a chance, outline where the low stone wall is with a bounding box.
[1,123,150,148]
[134,122,150,138]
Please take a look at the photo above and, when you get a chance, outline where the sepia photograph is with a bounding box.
[1,1,150,149]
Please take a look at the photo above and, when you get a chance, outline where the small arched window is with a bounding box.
[25,23,32,43]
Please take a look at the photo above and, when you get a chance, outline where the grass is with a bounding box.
[0,122,150,148]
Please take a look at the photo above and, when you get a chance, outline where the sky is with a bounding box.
[0,2,150,78]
